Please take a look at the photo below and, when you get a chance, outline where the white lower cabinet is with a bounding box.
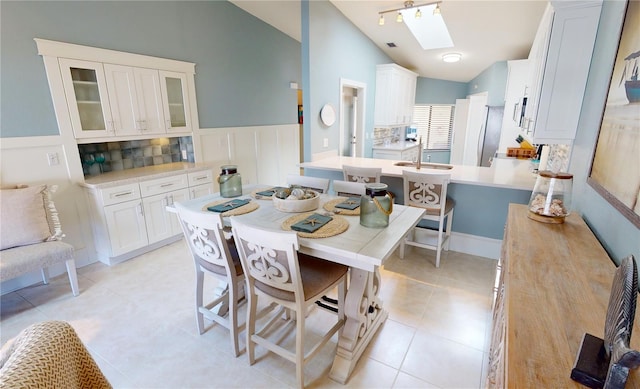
[104,199,148,257]
[142,188,189,244]
[85,168,212,264]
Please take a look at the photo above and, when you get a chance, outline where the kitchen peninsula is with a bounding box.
[300,156,537,257]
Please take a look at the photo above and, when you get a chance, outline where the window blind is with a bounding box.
[412,104,454,150]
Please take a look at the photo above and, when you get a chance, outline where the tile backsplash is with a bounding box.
[79,137,193,177]
[373,127,404,146]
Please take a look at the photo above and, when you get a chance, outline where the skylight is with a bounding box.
[400,4,453,50]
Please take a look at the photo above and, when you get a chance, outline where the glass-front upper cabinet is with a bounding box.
[59,58,113,139]
[159,71,191,133]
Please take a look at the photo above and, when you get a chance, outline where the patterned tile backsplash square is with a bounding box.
[79,136,193,177]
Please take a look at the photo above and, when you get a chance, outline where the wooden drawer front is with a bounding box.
[140,174,188,197]
[100,183,141,206]
[188,169,213,186]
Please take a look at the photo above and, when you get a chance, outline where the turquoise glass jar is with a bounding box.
[360,183,393,228]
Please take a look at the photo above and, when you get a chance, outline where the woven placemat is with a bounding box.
[250,187,277,199]
[202,199,259,216]
[323,198,361,216]
[281,212,349,238]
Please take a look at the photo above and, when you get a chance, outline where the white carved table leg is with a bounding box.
[330,266,387,384]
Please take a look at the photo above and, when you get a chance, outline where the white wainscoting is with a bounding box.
[193,124,300,189]
[1,135,96,294]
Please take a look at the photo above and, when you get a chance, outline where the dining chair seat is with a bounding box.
[230,217,347,388]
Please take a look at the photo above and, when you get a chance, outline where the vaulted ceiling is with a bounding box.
[230,0,548,83]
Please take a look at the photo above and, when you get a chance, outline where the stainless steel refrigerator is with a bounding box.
[477,106,504,167]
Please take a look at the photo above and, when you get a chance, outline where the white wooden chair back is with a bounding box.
[174,202,235,273]
[402,170,451,220]
[286,174,330,193]
[332,180,366,197]
[342,165,382,184]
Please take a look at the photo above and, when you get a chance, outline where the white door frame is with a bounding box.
[339,78,366,157]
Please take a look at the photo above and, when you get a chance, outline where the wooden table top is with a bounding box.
[504,204,640,388]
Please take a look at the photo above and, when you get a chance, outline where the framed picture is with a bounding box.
[588,0,640,228]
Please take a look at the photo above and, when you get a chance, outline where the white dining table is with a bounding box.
[171,185,425,384]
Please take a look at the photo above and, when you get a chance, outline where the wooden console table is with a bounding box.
[487,204,640,388]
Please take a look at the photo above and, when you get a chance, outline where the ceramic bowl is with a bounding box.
[273,190,320,212]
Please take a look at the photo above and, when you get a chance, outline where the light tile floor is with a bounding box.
[1,240,497,388]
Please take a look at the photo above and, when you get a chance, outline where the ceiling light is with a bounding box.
[442,53,462,63]
[378,1,442,24]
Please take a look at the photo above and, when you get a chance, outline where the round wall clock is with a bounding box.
[320,103,336,126]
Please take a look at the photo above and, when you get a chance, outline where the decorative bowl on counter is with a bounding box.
[273,188,320,213]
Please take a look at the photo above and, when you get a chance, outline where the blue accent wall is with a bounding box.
[414,77,468,104]
[467,61,508,106]
[304,0,391,161]
[0,1,301,138]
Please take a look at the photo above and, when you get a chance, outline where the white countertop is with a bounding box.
[371,141,419,151]
[81,162,214,189]
[300,156,537,191]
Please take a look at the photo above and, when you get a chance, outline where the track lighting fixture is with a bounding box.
[378,1,442,24]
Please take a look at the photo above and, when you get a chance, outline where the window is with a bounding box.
[412,104,454,150]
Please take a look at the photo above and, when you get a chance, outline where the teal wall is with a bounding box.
[303,0,391,161]
[467,61,509,106]
[569,0,639,264]
[0,1,301,138]
[414,77,468,104]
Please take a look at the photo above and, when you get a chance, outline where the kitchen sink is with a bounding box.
[393,161,453,170]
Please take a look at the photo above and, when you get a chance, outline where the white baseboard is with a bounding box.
[449,232,502,260]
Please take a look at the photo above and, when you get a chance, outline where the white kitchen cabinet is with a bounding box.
[374,64,418,127]
[104,64,166,136]
[37,38,198,142]
[104,199,148,257]
[143,188,189,244]
[522,1,602,144]
[372,144,419,161]
[160,71,191,133]
[84,168,212,264]
[59,58,114,139]
[188,170,214,198]
[498,60,530,152]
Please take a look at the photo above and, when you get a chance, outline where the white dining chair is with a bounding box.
[174,202,246,357]
[230,217,347,388]
[332,180,366,197]
[286,174,330,193]
[399,170,455,268]
[342,165,381,184]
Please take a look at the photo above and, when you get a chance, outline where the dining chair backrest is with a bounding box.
[286,174,330,194]
[342,165,382,184]
[231,218,303,302]
[402,170,451,218]
[400,170,455,267]
[332,180,366,197]
[175,202,236,275]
